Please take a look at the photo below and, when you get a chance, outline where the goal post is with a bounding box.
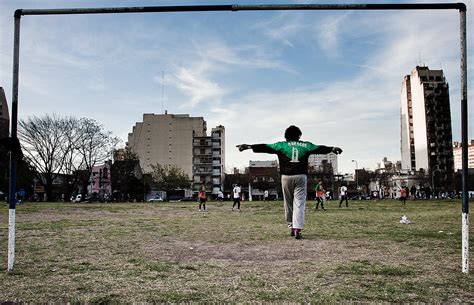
[8,2,468,273]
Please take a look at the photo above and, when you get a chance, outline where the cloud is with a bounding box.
[254,12,304,48]
[197,41,296,73]
[312,13,351,57]
[171,66,227,107]
[159,36,298,107]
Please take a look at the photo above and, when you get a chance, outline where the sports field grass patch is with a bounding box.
[0,199,472,302]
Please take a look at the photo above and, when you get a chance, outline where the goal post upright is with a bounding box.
[7,11,21,273]
[459,5,469,274]
[8,2,468,273]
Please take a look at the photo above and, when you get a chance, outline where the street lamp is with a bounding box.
[352,160,358,189]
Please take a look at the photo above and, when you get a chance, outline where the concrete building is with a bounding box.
[128,113,225,195]
[400,66,454,190]
[308,153,338,173]
[192,125,225,194]
[127,113,207,178]
[0,87,9,138]
[453,140,474,170]
[211,126,225,194]
[192,135,212,192]
[249,160,278,168]
[247,160,279,200]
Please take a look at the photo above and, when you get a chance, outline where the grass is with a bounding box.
[0,199,472,302]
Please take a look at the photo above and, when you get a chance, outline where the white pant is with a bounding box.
[281,174,307,230]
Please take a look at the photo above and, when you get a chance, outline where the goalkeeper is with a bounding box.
[237,125,342,239]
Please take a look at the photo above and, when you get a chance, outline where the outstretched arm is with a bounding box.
[237,144,276,154]
[309,145,343,155]
[236,144,252,152]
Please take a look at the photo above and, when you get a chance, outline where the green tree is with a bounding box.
[111,149,144,201]
[149,164,190,194]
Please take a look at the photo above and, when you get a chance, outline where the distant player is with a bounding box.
[399,186,407,205]
[264,190,269,202]
[237,125,342,239]
[198,185,207,211]
[315,179,326,210]
[232,183,241,211]
[339,184,348,207]
[217,190,224,202]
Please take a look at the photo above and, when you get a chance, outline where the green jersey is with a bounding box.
[252,141,333,175]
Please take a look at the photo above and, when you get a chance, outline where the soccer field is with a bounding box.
[0,199,473,302]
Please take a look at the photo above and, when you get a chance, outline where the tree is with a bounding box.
[111,149,144,202]
[18,114,118,201]
[18,114,70,201]
[74,118,119,195]
[149,164,190,194]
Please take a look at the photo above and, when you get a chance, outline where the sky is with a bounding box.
[0,0,473,174]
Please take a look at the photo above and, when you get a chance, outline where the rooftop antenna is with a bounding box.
[418,51,426,67]
[161,71,165,114]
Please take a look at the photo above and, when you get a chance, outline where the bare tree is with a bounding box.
[75,118,120,194]
[19,114,119,201]
[62,116,84,198]
[18,114,70,200]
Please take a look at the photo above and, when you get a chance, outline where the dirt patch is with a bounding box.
[142,238,421,267]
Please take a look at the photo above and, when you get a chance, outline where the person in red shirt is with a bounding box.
[198,185,207,211]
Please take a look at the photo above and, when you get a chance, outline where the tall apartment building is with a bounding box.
[192,125,225,194]
[308,153,338,173]
[453,140,474,170]
[400,66,454,190]
[128,113,225,194]
[127,113,207,178]
[0,87,9,138]
[211,126,225,194]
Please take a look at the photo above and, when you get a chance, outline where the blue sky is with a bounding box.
[0,0,472,174]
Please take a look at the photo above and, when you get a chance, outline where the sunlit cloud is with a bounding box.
[171,66,227,107]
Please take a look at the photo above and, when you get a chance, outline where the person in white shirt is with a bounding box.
[263,190,269,202]
[217,190,224,202]
[232,184,241,211]
[339,184,348,207]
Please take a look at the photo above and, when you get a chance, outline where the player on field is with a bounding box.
[237,125,342,239]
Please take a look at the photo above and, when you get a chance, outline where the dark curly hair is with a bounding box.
[284,125,302,141]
